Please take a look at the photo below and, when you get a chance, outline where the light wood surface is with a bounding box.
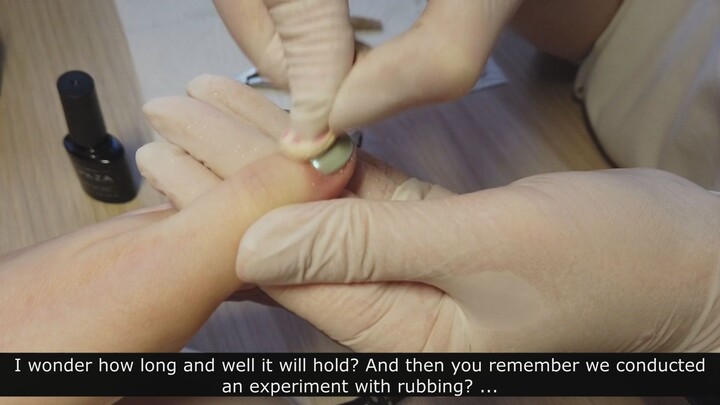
[0,0,164,256]
[1,1,673,404]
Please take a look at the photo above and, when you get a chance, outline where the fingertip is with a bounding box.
[142,96,177,114]
[135,142,171,172]
[186,74,220,98]
[310,135,356,175]
[279,130,337,161]
[234,245,251,283]
[235,224,262,282]
[284,146,357,202]
[136,142,221,209]
[301,139,357,194]
[141,98,163,119]
[142,96,187,126]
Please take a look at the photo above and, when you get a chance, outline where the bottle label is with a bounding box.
[76,167,116,184]
[70,161,133,202]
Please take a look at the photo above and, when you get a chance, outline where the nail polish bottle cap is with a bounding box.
[57,70,108,148]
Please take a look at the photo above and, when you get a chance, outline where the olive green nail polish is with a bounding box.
[310,135,354,174]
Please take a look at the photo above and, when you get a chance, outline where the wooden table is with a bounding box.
[0,0,164,256]
[4,1,676,404]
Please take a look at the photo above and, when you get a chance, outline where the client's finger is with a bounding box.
[187,75,288,140]
[136,142,221,209]
[184,76,450,202]
[156,151,356,297]
[185,76,408,199]
[143,96,276,178]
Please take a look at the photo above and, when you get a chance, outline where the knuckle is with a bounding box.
[229,163,281,211]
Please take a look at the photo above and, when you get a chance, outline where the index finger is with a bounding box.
[214,0,288,87]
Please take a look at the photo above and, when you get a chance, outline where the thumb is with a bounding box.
[237,191,511,286]
[329,0,521,130]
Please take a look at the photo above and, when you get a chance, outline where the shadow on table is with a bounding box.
[532,52,579,83]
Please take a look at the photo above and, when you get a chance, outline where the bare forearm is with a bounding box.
[0,218,238,352]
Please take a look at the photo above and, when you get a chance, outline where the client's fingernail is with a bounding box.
[310,135,354,175]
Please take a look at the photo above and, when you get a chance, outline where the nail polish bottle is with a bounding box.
[57,70,137,203]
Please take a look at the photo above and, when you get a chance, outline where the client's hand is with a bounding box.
[0,75,354,352]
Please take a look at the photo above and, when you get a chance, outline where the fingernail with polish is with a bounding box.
[310,135,354,175]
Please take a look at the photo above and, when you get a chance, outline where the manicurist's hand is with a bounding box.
[214,0,354,160]
[0,75,355,353]
[325,0,523,132]
[214,0,523,158]
[237,167,720,352]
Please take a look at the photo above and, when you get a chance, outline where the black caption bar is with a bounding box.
[1,353,718,397]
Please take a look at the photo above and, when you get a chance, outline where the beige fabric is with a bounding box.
[575,0,720,190]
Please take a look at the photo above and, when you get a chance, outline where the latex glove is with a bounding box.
[0,77,354,353]
[214,0,522,157]
[237,168,720,352]
[327,0,523,131]
[214,0,354,160]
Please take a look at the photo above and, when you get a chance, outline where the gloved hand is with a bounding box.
[214,0,354,160]
[327,0,523,131]
[214,0,523,158]
[237,168,720,352]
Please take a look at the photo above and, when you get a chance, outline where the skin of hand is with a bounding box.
[0,78,354,354]
[237,169,720,353]
[213,0,522,158]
